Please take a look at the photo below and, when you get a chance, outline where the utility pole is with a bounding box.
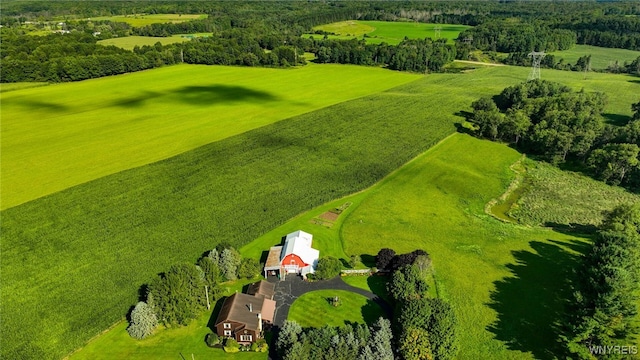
[527,51,546,80]
[204,285,210,310]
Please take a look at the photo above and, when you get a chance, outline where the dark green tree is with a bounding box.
[314,256,342,280]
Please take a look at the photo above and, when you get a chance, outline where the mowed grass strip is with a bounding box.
[303,20,470,45]
[288,290,386,327]
[2,66,637,360]
[341,134,590,359]
[90,13,207,27]
[0,64,420,209]
[550,44,640,70]
[97,35,189,50]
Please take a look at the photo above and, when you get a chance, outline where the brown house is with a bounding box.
[214,280,276,343]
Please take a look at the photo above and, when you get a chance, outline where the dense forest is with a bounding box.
[2,1,640,83]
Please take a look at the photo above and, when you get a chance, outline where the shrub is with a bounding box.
[250,342,258,351]
[126,301,158,340]
[314,257,342,280]
[349,254,361,268]
[375,248,396,270]
[223,338,240,353]
[255,338,269,352]
[238,258,261,279]
[205,333,220,347]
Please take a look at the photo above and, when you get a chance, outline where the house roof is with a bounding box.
[215,292,276,331]
[281,230,319,266]
[247,280,275,300]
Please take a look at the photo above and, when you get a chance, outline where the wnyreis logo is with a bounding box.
[588,345,638,355]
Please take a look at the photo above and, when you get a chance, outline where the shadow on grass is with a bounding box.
[487,240,588,359]
[14,99,70,112]
[366,275,391,304]
[360,254,376,267]
[544,222,599,237]
[111,84,280,109]
[360,299,388,325]
[603,113,632,126]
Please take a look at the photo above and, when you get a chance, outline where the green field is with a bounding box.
[303,20,470,45]
[340,134,591,359]
[90,13,206,27]
[0,64,420,209]
[288,290,386,327]
[510,160,640,227]
[3,65,639,360]
[550,44,640,70]
[98,35,189,50]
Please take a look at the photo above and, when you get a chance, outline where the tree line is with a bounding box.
[377,248,459,360]
[562,204,640,358]
[469,80,640,192]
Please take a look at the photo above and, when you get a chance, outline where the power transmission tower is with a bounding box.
[527,51,546,80]
[463,36,473,44]
[434,26,442,39]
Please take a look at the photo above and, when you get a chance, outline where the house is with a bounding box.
[214,280,276,344]
[263,230,320,279]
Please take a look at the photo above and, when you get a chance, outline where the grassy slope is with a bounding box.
[341,134,589,360]
[3,66,638,360]
[97,35,189,50]
[303,20,469,45]
[0,64,419,209]
[510,160,640,227]
[288,290,386,327]
[90,14,206,27]
[550,44,640,70]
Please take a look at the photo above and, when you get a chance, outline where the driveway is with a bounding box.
[270,275,392,326]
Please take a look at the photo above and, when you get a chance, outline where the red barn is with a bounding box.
[263,230,319,279]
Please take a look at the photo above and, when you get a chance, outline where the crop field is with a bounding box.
[303,20,470,45]
[0,64,420,209]
[89,13,207,27]
[98,35,190,50]
[3,65,639,359]
[510,160,640,228]
[550,44,640,70]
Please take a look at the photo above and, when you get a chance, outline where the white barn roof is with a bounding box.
[281,230,319,267]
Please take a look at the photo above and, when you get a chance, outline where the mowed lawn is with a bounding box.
[303,20,470,45]
[0,64,420,209]
[98,35,190,50]
[341,134,590,359]
[550,44,640,70]
[288,290,386,327]
[90,13,207,27]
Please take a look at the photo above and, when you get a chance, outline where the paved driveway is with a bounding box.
[270,275,392,326]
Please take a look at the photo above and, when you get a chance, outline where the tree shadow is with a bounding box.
[13,99,69,112]
[366,276,391,303]
[173,85,279,106]
[360,299,389,325]
[111,90,161,108]
[487,240,587,359]
[603,113,632,126]
[543,222,599,237]
[360,254,376,267]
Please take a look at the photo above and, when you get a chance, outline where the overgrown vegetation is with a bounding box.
[509,160,640,228]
